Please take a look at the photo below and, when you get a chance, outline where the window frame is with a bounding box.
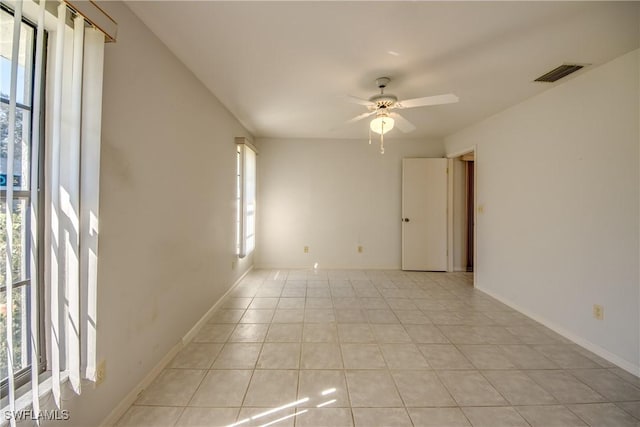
[0,3,47,396]
[236,139,257,259]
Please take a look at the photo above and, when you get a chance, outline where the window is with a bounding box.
[236,138,257,258]
[1,0,113,416]
[0,4,45,396]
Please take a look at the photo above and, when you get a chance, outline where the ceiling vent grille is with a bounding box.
[534,64,585,82]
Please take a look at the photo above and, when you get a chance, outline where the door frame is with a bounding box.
[446,146,477,285]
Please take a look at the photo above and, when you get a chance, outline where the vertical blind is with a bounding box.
[2,0,109,423]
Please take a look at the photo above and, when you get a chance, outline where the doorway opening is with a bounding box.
[462,153,474,272]
[448,149,475,282]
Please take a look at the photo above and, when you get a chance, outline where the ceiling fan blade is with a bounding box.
[345,110,377,124]
[391,112,416,133]
[345,95,374,107]
[397,93,459,109]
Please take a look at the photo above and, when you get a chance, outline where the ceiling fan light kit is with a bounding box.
[346,77,459,155]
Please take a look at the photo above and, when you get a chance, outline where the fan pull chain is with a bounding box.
[368,127,372,145]
[380,120,385,154]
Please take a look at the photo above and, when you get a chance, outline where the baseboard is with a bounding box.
[99,266,253,427]
[98,341,182,427]
[476,284,640,376]
[182,266,253,344]
[253,263,401,270]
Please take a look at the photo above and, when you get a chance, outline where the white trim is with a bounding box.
[97,343,182,427]
[182,266,254,344]
[446,146,475,159]
[98,267,253,427]
[477,284,640,376]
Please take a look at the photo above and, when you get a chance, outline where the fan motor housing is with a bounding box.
[369,94,397,108]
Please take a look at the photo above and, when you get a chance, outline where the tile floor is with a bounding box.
[116,269,640,427]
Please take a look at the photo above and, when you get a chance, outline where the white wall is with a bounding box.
[45,2,254,425]
[446,50,639,373]
[256,138,444,269]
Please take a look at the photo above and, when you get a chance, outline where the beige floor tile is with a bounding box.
[533,345,601,369]
[380,343,430,369]
[248,297,279,309]
[222,298,252,309]
[306,297,334,309]
[386,298,418,310]
[498,344,559,369]
[527,370,605,404]
[458,345,516,369]
[208,309,245,324]
[407,408,471,426]
[335,308,367,323]
[306,288,331,298]
[609,368,640,388]
[515,405,587,426]
[243,369,298,407]
[394,310,432,325]
[346,370,403,407]
[266,323,303,342]
[295,408,353,427]
[568,403,639,427]
[483,370,557,405]
[116,406,183,427]
[617,401,640,420]
[366,309,399,324]
[371,324,412,343]
[352,408,412,426]
[437,370,508,406]
[303,323,338,342]
[301,343,343,369]
[176,407,239,427]
[569,369,640,401]
[256,343,300,369]
[212,343,261,369]
[240,309,275,323]
[236,407,296,427]
[189,370,252,407]
[193,324,235,343]
[304,308,336,323]
[169,343,223,369]
[461,406,529,427]
[418,344,473,370]
[117,270,640,427]
[392,370,455,407]
[338,323,375,343]
[297,370,350,407]
[341,344,387,369]
[272,309,305,323]
[136,369,205,406]
[405,325,450,344]
[277,297,305,309]
[228,324,269,342]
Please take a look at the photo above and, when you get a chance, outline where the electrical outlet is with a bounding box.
[593,304,604,320]
[231,260,236,270]
[96,360,106,385]
[357,245,363,253]
[303,246,309,254]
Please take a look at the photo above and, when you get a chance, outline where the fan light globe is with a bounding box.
[370,116,394,134]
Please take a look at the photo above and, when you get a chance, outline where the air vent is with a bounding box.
[534,64,585,83]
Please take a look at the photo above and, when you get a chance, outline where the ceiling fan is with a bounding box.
[346,77,459,153]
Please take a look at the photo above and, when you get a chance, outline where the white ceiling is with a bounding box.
[126,1,639,140]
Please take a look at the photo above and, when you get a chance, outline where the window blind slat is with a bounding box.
[29,0,47,418]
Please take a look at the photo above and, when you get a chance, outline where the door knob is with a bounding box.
[403,218,410,222]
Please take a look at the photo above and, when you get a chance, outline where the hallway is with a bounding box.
[116,270,640,426]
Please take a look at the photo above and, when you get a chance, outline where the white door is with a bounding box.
[402,158,448,271]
